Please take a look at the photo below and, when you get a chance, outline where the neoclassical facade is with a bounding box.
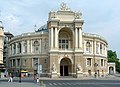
[0,21,4,72]
[8,3,115,78]
[0,21,4,64]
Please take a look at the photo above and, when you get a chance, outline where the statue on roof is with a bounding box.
[75,12,82,19]
[60,2,70,11]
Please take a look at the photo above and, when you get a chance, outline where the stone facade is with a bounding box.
[0,21,4,64]
[8,3,115,78]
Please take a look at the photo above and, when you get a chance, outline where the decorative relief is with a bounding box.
[52,63,57,72]
[59,23,74,29]
[76,64,82,72]
[75,12,82,19]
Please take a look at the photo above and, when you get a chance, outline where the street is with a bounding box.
[44,80,120,87]
[0,76,120,87]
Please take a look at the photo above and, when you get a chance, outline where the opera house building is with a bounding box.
[7,3,115,78]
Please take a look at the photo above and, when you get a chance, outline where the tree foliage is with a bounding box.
[108,50,120,73]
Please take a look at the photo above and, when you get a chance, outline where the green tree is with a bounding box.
[108,50,120,73]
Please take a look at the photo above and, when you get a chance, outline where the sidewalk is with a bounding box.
[0,75,120,81]
[0,82,46,87]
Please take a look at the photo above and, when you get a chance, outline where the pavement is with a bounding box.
[1,74,120,81]
[0,82,46,87]
[0,74,120,87]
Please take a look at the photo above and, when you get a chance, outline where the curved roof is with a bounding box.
[36,24,48,32]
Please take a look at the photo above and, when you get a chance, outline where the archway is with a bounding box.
[58,27,73,50]
[109,67,114,75]
[60,58,72,76]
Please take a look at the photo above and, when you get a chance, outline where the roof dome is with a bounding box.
[36,24,48,32]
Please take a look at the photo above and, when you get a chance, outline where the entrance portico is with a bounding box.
[60,58,72,76]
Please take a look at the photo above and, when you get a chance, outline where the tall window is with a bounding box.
[33,40,39,53]
[23,59,27,66]
[87,58,92,66]
[18,42,22,53]
[101,59,104,66]
[10,60,12,67]
[17,59,20,66]
[86,41,91,53]
[13,59,16,66]
[100,43,102,54]
[13,44,16,54]
[33,58,38,65]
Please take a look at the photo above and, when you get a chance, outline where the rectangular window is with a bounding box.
[101,59,103,66]
[23,60,27,66]
[13,59,16,66]
[17,59,20,66]
[10,60,12,67]
[62,40,65,43]
[33,58,38,65]
[87,58,91,66]
[59,39,69,49]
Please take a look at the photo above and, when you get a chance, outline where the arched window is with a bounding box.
[86,41,91,53]
[33,40,39,53]
[18,42,22,53]
[100,43,102,54]
[13,43,16,54]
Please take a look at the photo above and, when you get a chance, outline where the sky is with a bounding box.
[0,0,120,58]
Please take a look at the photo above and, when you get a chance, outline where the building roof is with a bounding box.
[35,24,48,32]
[4,32,14,37]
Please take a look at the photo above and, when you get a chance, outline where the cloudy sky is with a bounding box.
[0,0,120,58]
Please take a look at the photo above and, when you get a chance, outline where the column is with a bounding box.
[79,28,82,48]
[21,41,24,54]
[84,40,86,53]
[90,41,93,54]
[27,40,30,53]
[40,39,42,53]
[98,42,100,54]
[105,45,107,57]
[30,40,33,53]
[55,27,58,48]
[103,59,104,67]
[16,43,18,54]
[94,40,96,55]
[16,59,17,67]
[12,44,14,55]
[49,29,51,49]
[51,28,53,48]
[75,28,78,48]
